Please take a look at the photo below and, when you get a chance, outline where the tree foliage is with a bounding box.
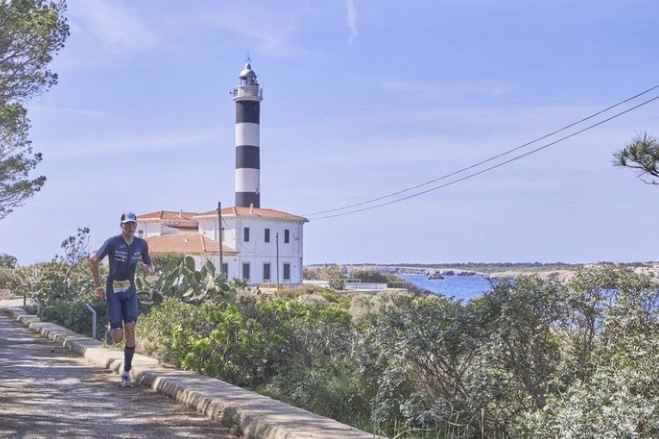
[613,132,659,185]
[0,0,69,102]
[318,264,345,290]
[350,269,389,283]
[17,255,659,438]
[16,227,93,305]
[476,276,567,411]
[0,0,69,219]
[0,252,17,268]
[520,266,659,438]
[53,226,90,266]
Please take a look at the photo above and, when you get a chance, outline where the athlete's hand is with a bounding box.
[94,287,106,300]
[141,264,155,275]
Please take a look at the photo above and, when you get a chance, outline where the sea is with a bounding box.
[397,273,493,302]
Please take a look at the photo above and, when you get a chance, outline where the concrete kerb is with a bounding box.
[3,306,386,439]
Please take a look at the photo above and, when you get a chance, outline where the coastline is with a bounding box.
[338,262,659,285]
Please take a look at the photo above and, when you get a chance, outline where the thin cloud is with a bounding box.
[346,0,358,45]
[180,5,314,58]
[378,78,512,99]
[28,104,219,128]
[41,128,225,160]
[29,104,115,118]
[68,0,158,55]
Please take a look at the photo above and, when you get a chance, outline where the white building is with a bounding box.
[135,61,308,286]
[136,207,307,286]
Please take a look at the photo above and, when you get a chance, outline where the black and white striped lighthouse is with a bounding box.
[231,60,263,208]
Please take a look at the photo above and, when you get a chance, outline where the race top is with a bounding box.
[95,235,152,283]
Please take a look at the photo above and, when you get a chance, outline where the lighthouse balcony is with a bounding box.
[232,85,263,99]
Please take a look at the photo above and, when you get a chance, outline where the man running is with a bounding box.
[91,212,154,387]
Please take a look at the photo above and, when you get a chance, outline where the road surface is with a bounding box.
[0,306,236,439]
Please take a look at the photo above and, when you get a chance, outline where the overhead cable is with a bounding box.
[306,88,659,220]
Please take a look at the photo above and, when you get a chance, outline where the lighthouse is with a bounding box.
[231,60,263,208]
[136,59,308,286]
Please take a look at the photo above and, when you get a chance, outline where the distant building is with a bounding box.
[135,61,308,286]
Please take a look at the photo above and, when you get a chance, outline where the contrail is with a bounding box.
[346,0,358,45]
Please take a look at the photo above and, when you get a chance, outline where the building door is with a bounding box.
[263,262,271,282]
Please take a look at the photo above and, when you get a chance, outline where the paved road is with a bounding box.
[0,305,236,439]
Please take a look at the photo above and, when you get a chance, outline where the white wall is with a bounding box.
[147,215,306,286]
[137,221,162,239]
[216,216,305,285]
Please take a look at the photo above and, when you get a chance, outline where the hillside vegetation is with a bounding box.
[3,246,659,438]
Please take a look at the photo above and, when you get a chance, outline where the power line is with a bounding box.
[304,84,659,217]
[306,89,659,220]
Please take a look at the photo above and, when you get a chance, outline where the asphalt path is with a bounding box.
[0,305,236,439]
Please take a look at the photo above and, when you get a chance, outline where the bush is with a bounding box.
[137,297,202,367]
[0,266,21,293]
[259,364,371,426]
[25,256,659,439]
[40,298,107,340]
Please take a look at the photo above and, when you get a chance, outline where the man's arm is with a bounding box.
[140,261,155,275]
[141,243,155,274]
[90,252,105,299]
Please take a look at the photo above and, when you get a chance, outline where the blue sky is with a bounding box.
[2,0,659,266]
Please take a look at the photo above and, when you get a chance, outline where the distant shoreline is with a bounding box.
[306,262,659,283]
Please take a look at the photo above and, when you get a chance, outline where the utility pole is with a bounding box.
[276,232,280,289]
[217,201,223,275]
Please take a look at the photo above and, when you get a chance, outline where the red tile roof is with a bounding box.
[146,234,236,255]
[138,210,199,221]
[195,206,308,222]
[168,225,199,230]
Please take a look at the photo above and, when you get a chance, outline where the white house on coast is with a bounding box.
[133,61,308,286]
[135,206,307,286]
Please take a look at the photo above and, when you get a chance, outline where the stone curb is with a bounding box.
[4,306,385,439]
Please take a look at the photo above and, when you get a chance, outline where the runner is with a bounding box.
[90,212,154,387]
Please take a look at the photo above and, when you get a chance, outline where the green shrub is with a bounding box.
[26,256,659,439]
[40,298,106,339]
[137,297,201,367]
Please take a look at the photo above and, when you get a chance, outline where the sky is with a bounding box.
[2,0,659,266]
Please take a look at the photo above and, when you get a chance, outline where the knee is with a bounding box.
[124,322,136,342]
[112,329,124,343]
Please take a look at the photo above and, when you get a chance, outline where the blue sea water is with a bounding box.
[397,273,493,302]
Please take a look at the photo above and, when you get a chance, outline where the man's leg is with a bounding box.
[107,292,124,344]
[123,292,138,374]
[123,322,135,372]
[111,328,124,344]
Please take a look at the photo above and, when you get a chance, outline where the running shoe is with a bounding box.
[121,371,133,388]
[105,323,114,346]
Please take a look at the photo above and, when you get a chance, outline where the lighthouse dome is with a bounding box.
[239,63,257,80]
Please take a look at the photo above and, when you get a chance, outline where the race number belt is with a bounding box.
[112,280,130,293]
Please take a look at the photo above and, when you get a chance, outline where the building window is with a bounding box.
[283,263,291,281]
[284,229,290,243]
[263,262,271,281]
[244,227,250,242]
[264,228,270,243]
[221,263,228,276]
[220,227,225,242]
[242,263,250,281]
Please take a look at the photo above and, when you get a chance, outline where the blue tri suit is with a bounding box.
[95,235,152,330]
